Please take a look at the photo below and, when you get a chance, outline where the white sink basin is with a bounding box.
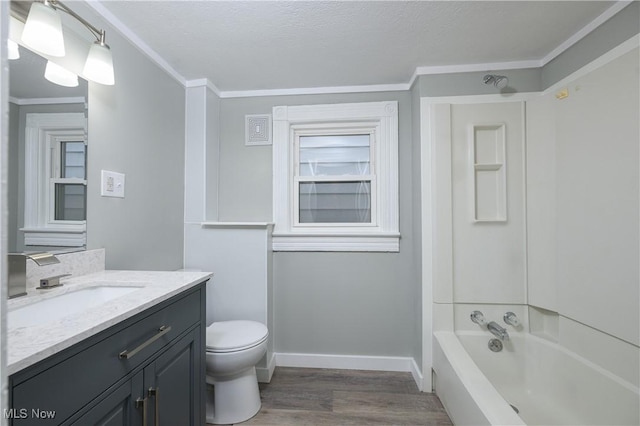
[9,285,143,328]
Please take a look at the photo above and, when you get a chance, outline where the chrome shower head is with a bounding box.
[483,74,509,89]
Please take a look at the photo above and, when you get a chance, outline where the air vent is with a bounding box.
[245,114,272,146]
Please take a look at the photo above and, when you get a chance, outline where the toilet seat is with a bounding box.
[206,320,268,353]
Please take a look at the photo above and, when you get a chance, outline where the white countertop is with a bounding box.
[7,270,212,376]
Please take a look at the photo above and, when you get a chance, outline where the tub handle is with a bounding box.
[504,312,520,327]
[470,311,486,325]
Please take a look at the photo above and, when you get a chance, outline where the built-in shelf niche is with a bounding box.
[529,306,559,343]
[470,123,507,222]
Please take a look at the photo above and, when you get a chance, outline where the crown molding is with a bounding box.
[540,0,634,66]
[217,83,410,99]
[543,34,640,96]
[88,0,632,98]
[185,78,222,96]
[414,59,542,77]
[9,96,86,106]
[84,1,186,86]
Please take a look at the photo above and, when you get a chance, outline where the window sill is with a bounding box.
[21,227,86,247]
[272,233,400,252]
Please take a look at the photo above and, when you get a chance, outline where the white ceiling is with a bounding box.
[97,1,619,93]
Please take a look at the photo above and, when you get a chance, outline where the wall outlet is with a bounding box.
[101,170,125,198]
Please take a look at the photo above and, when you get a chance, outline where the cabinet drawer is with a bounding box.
[11,288,201,426]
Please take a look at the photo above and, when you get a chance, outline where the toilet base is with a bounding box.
[206,366,262,424]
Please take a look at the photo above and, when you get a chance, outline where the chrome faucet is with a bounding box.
[8,254,27,298]
[8,252,60,298]
[503,311,520,327]
[487,321,509,341]
[470,310,487,325]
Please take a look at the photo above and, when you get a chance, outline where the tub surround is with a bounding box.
[7,269,212,375]
[427,41,640,425]
[433,331,523,426]
[434,330,640,425]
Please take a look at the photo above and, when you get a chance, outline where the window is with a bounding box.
[52,139,87,221]
[23,113,87,247]
[296,133,374,225]
[272,101,399,252]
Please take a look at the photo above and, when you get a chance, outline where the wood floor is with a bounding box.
[211,367,452,425]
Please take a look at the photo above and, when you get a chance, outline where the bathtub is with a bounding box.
[433,331,640,425]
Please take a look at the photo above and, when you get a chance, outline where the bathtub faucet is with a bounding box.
[487,321,509,341]
[470,310,487,325]
[503,311,520,327]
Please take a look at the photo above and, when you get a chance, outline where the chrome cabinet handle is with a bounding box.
[148,387,160,426]
[135,397,147,426]
[119,326,172,359]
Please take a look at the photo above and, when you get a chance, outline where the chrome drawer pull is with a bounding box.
[119,326,172,359]
[135,397,148,426]
[148,387,160,426]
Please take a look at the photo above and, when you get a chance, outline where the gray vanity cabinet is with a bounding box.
[142,329,202,425]
[70,372,144,425]
[9,281,207,426]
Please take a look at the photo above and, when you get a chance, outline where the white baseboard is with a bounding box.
[256,352,276,383]
[410,358,425,391]
[275,352,423,390]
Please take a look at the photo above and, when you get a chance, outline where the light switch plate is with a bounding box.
[101,170,125,198]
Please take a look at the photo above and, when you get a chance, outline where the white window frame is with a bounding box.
[272,101,399,252]
[22,113,87,247]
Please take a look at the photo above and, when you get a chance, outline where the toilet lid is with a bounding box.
[206,320,268,352]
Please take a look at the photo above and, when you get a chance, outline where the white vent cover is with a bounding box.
[245,114,272,146]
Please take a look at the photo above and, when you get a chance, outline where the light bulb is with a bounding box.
[45,61,79,87]
[83,41,114,85]
[21,1,65,57]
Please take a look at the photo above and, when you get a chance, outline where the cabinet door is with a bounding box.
[144,328,203,426]
[70,372,144,426]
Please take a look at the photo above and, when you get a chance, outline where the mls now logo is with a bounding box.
[3,408,56,419]
[3,409,27,419]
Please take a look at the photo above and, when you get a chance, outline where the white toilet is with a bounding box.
[205,320,269,424]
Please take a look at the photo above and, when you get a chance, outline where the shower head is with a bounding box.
[483,74,509,89]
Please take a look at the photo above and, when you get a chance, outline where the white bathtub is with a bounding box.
[433,331,640,425]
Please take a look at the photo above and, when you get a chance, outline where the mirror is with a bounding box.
[8,42,89,254]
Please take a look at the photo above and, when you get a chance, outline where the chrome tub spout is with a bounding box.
[487,321,509,341]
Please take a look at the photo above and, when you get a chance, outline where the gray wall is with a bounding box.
[542,1,640,89]
[418,68,542,97]
[80,4,186,270]
[216,91,418,361]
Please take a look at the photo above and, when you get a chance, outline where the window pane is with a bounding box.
[55,184,86,220]
[61,141,86,179]
[299,181,371,223]
[299,134,370,176]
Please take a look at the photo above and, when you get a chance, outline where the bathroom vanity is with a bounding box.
[6,270,211,426]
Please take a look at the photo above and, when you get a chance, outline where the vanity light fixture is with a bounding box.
[21,0,115,86]
[8,39,20,60]
[83,30,115,85]
[44,60,79,87]
[21,0,65,57]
